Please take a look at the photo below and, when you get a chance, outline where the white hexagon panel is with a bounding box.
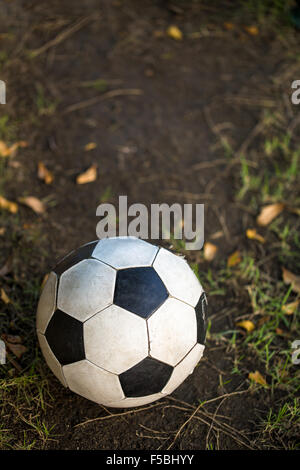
[84,305,148,374]
[36,237,208,408]
[57,258,116,321]
[147,297,197,366]
[92,236,158,269]
[153,247,203,307]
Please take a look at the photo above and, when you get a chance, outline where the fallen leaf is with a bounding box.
[84,142,97,151]
[2,335,22,344]
[257,203,284,226]
[246,228,265,243]
[204,242,218,261]
[0,227,6,235]
[282,300,299,315]
[1,334,27,359]
[237,320,255,332]
[244,25,259,35]
[8,160,22,169]
[1,288,10,304]
[76,164,97,184]
[0,257,12,277]
[0,140,28,157]
[224,22,235,30]
[210,230,223,240]
[0,195,18,214]
[257,316,270,327]
[276,328,284,336]
[248,371,267,386]
[227,250,241,267]
[282,267,300,294]
[18,196,45,214]
[167,25,183,40]
[37,162,53,184]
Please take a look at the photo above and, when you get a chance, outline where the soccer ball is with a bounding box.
[36,237,207,408]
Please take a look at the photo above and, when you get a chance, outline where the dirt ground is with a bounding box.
[0,0,299,450]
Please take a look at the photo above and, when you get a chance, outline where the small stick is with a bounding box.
[63,88,143,114]
[31,16,96,58]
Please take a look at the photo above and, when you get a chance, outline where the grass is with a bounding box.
[0,0,299,451]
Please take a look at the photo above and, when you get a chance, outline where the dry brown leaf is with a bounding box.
[8,343,27,358]
[210,230,223,240]
[246,228,265,243]
[227,250,241,267]
[84,142,97,151]
[248,371,267,386]
[0,257,12,277]
[1,334,27,359]
[18,196,45,214]
[282,300,299,315]
[38,162,53,184]
[0,195,18,214]
[0,140,28,157]
[244,25,259,35]
[2,335,22,344]
[224,22,235,30]
[76,164,97,184]
[204,242,218,261]
[236,320,255,333]
[0,227,6,236]
[1,288,10,304]
[276,328,284,336]
[257,203,284,226]
[257,315,270,327]
[167,25,183,40]
[282,267,300,294]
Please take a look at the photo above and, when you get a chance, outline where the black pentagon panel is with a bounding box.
[45,309,85,365]
[114,267,168,318]
[119,357,173,397]
[195,292,208,345]
[53,241,98,276]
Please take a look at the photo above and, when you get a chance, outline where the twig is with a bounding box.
[167,401,204,449]
[31,16,96,58]
[63,88,143,114]
[75,401,165,427]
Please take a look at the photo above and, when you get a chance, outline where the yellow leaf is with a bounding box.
[76,164,97,184]
[167,25,183,40]
[244,25,259,36]
[248,371,267,386]
[257,203,284,226]
[84,142,97,151]
[37,162,53,184]
[282,267,300,294]
[1,288,10,304]
[18,196,45,214]
[0,140,28,157]
[237,320,255,332]
[0,195,18,214]
[282,300,299,315]
[246,228,265,243]
[203,242,218,261]
[227,250,241,267]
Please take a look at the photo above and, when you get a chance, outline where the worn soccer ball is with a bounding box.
[36,237,207,408]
